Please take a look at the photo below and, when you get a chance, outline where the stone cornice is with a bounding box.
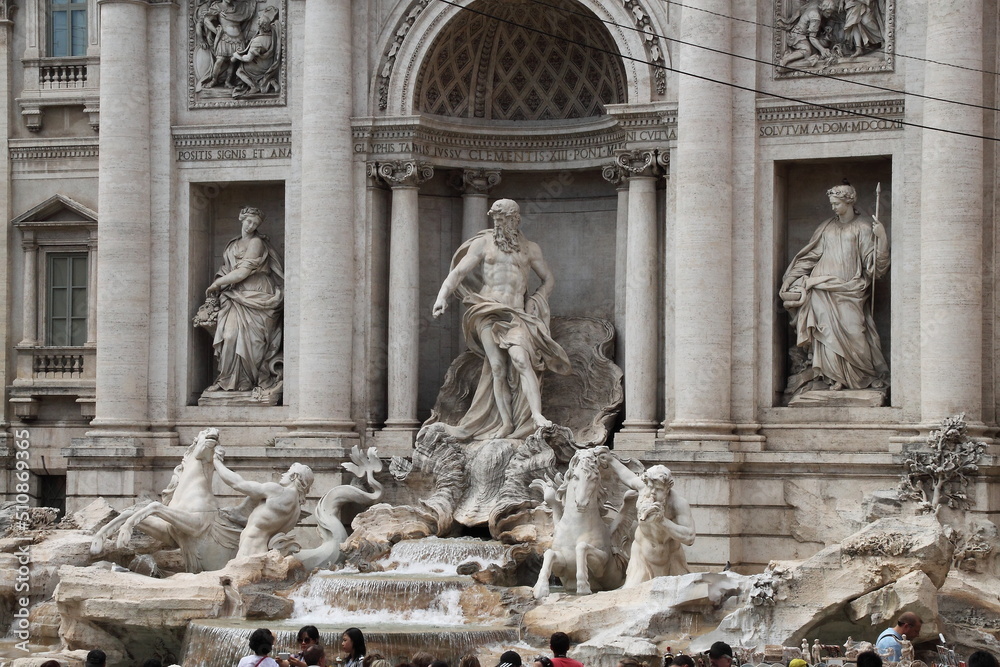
[756,98,904,123]
[171,124,291,149]
[352,112,673,169]
[10,138,99,161]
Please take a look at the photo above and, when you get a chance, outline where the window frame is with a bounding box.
[45,251,89,348]
[47,0,89,58]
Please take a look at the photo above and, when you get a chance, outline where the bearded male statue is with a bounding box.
[431,199,572,441]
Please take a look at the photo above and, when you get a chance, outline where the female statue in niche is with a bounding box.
[199,206,283,402]
[780,183,889,403]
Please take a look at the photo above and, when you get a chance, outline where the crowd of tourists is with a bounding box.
[66,612,1000,667]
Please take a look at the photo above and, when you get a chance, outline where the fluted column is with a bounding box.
[667,0,734,439]
[919,0,984,424]
[297,0,356,433]
[380,161,433,432]
[91,0,151,430]
[616,151,660,432]
[454,169,501,240]
[19,236,38,346]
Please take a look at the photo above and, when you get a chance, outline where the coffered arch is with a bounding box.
[374,0,668,116]
[414,1,627,121]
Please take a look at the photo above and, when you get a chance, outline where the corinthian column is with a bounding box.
[615,150,660,436]
[90,0,151,431]
[296,0,356,435]
[919,0,984,424]
[380,161,433,435]
[666,0,734,440]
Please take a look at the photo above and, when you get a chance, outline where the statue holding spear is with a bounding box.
[780,181,891,400]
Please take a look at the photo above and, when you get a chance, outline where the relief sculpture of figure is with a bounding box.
[780,184,890,403]
[776,0,836,67]
[431,199,572,440]
[200,0,256,89]
[200,206,283,403]
[231,6,281,99]
[843,0,884,57]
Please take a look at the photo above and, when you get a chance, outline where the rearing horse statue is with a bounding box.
[531,446,635,599]
[90,428,238,572]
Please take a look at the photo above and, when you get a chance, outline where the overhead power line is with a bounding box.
[525,0,1000,113]
[432,0,997,143]
[662,0,1000,79]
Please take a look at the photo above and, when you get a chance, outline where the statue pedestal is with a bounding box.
[198,387,281,406]
[788,388,887,407]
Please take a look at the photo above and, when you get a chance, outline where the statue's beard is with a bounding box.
[493,221,521,253]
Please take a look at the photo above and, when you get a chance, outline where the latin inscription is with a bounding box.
[355,141,632,163]
[758,118,902,138]
[176,146,292,162]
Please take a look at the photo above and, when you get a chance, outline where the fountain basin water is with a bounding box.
[182,538,522,667]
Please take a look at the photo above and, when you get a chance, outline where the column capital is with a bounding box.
[19,229,36,249]
[450,168,502,195]
[378,160,434,188]
[601,163,629,188]
[366,162,386,189]
[615,148,664,177]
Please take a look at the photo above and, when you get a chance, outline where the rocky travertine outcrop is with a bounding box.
[697,514,953,650]
[55,552,305,664]
[523,571,752,662]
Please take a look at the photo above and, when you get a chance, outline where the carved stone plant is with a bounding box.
[899,414,987,514]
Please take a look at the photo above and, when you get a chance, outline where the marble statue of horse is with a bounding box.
[532,445,634,599]
[90,427,238,572]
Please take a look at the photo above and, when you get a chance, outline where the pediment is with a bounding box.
[13,195,98,228]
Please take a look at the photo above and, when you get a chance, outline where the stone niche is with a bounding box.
[187,181,286,405]
[773,158,892,406]
[413,170,621,419]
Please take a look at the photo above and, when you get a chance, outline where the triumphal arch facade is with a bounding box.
[1,0,998,570]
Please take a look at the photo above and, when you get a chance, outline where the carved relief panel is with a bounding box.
[773,0,894,77]
[188,0,287,108]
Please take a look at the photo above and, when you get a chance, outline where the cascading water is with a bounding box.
[181,537,524,667]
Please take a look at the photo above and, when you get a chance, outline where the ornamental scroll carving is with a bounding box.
[377,161,435,188]
[189,0,287,108]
